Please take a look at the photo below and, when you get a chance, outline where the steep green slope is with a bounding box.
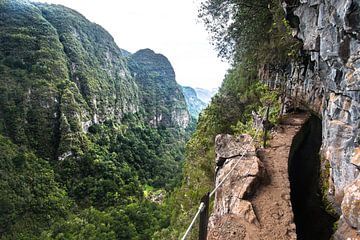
[129,49,190,128]
[0,0,140,161]
[182,86,207,119]
[0,0,191,238]
[0,0,72,160]
[0,134,71,239]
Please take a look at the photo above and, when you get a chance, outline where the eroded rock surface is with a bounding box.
[279,1,360,237]
[215,134,256,160]
[208,134,264,239]
[341,177,360,230]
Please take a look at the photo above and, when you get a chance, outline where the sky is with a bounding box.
[33,0,229,90]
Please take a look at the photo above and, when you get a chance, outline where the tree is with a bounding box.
[199,0,272,62]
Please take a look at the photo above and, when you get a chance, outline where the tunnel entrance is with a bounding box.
[288,115,338,240]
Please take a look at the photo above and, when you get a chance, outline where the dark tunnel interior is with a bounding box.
[288,115,338,240]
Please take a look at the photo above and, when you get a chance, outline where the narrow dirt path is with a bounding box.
[251,112,309,240]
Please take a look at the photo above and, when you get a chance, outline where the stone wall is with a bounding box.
[281,0,360,237]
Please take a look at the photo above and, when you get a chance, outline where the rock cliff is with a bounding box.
[267,0,360,237]
[210,0,360,231]
[129,49,190,128]
[182,86,207,119]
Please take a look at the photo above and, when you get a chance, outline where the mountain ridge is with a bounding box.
[181,86,207,119]
[0,1,191,238]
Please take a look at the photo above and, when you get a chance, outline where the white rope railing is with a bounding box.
[180,109,265,240]
[180,203,205,240]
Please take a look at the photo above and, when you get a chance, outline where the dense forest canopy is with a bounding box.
[0,1,193,239]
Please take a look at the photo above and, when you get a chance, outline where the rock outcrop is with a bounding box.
[208,134,265,239]
[341,177,360,230]
[129,49,190,128]
[269,0,360,237]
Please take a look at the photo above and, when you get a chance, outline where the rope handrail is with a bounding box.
[180,203,205,240]
[180,109,266,240]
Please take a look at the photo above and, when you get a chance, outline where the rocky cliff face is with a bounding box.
[129,49,190,128]
[279,0,360,237]
[182,86,207,119]
[208,134,265,238]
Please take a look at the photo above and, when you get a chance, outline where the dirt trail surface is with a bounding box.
[208,113,308,240]
[252,113,308,240]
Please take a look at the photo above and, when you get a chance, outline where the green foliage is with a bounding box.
[0,1,193,239]
[0,0,70,159]
[199,0,301,67]
[87,118,187,190]
[41,202,169,240]
[0,135,72,239]
[41,208,117,240]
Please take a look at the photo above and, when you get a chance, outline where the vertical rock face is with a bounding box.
[208,134,265,239]
[181,86,207,119]
[282,0,360,237]
[129,49,190,128]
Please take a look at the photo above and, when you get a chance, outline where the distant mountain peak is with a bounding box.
[194,87,218,104]
[181,86,207,119]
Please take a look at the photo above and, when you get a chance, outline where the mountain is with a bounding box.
[194,87,218,104]
[181,86,207,118]
[0,0,190,238]
[129,49,190,128]
[120,48,132,57]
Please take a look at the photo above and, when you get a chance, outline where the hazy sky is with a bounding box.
[33,0,229,89]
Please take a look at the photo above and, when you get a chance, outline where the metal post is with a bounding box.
[263,106,270,148]
[198,192,210,240]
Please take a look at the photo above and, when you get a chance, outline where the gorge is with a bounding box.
[0,0,359,239]
[0,0,193,238]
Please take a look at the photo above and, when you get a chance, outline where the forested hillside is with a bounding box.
[2,0,357,239]
[0,0,192,239]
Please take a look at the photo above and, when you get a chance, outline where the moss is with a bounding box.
[332,220,339,233]
[319,155,339,217]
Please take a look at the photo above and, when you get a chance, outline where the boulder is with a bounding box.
[215,134,256,160]
[341,177,360,229]
[210,134,264,237]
